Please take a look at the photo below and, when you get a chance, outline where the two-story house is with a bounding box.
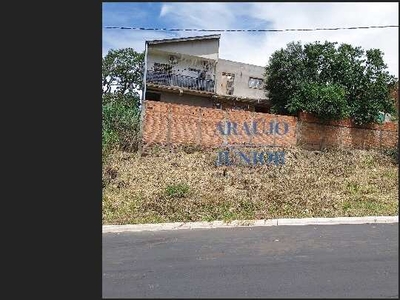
[143,34,270,113]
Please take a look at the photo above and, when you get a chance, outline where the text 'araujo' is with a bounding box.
[216,120,289,136]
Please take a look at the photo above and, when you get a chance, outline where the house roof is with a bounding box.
[146,34,221,45]
[218,58,266,69]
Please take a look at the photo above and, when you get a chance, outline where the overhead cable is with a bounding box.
[104,25,398,32]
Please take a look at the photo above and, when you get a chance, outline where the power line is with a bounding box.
[104,25,398,32]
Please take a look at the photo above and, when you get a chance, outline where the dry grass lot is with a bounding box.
[103,146,398,225]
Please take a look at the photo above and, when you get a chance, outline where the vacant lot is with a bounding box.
[103,146,398,224]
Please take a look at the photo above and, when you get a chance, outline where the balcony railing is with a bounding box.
[146,71,215,93]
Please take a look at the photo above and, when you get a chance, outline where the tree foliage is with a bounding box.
[102,48,144,101]
[288,82,348,121]
[102,48,144,155]
[265,41,397,124]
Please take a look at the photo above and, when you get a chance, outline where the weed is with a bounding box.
[346,182,360,195]
[342,201,351,211]
[149,144,163,156]
[382,148,399,164]
[165,183,190,198]
[363,155,375,168]
[383,170,397,179]
[180,144,203,154]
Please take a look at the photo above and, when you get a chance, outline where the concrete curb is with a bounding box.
[103,216,398,233]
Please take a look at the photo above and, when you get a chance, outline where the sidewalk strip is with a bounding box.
[103,216,398,233]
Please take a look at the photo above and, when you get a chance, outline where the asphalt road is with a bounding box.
[103,224,398,298]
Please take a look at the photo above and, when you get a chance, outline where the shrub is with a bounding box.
[102,93,141,155]
[382,148,399,164]
[165,183,190,198]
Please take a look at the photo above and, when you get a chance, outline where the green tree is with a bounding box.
[102,48,144,102]
[288,82,348,121]
[102,48,144,154]
[265,41,397,125]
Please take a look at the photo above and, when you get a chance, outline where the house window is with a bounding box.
[249,77,264,89]
[222,72,235,95]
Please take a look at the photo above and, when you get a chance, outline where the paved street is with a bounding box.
[103,223,398,298]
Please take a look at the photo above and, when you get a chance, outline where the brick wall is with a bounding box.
[141,100,398,150]
[297,112,398,150]
[142,100,297,148]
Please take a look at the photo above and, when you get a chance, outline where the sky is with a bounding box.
[102,2,399,78]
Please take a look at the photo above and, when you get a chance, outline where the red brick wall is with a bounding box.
[141,101,398,150]
[142,101,297,148]
[297,112,398,150]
